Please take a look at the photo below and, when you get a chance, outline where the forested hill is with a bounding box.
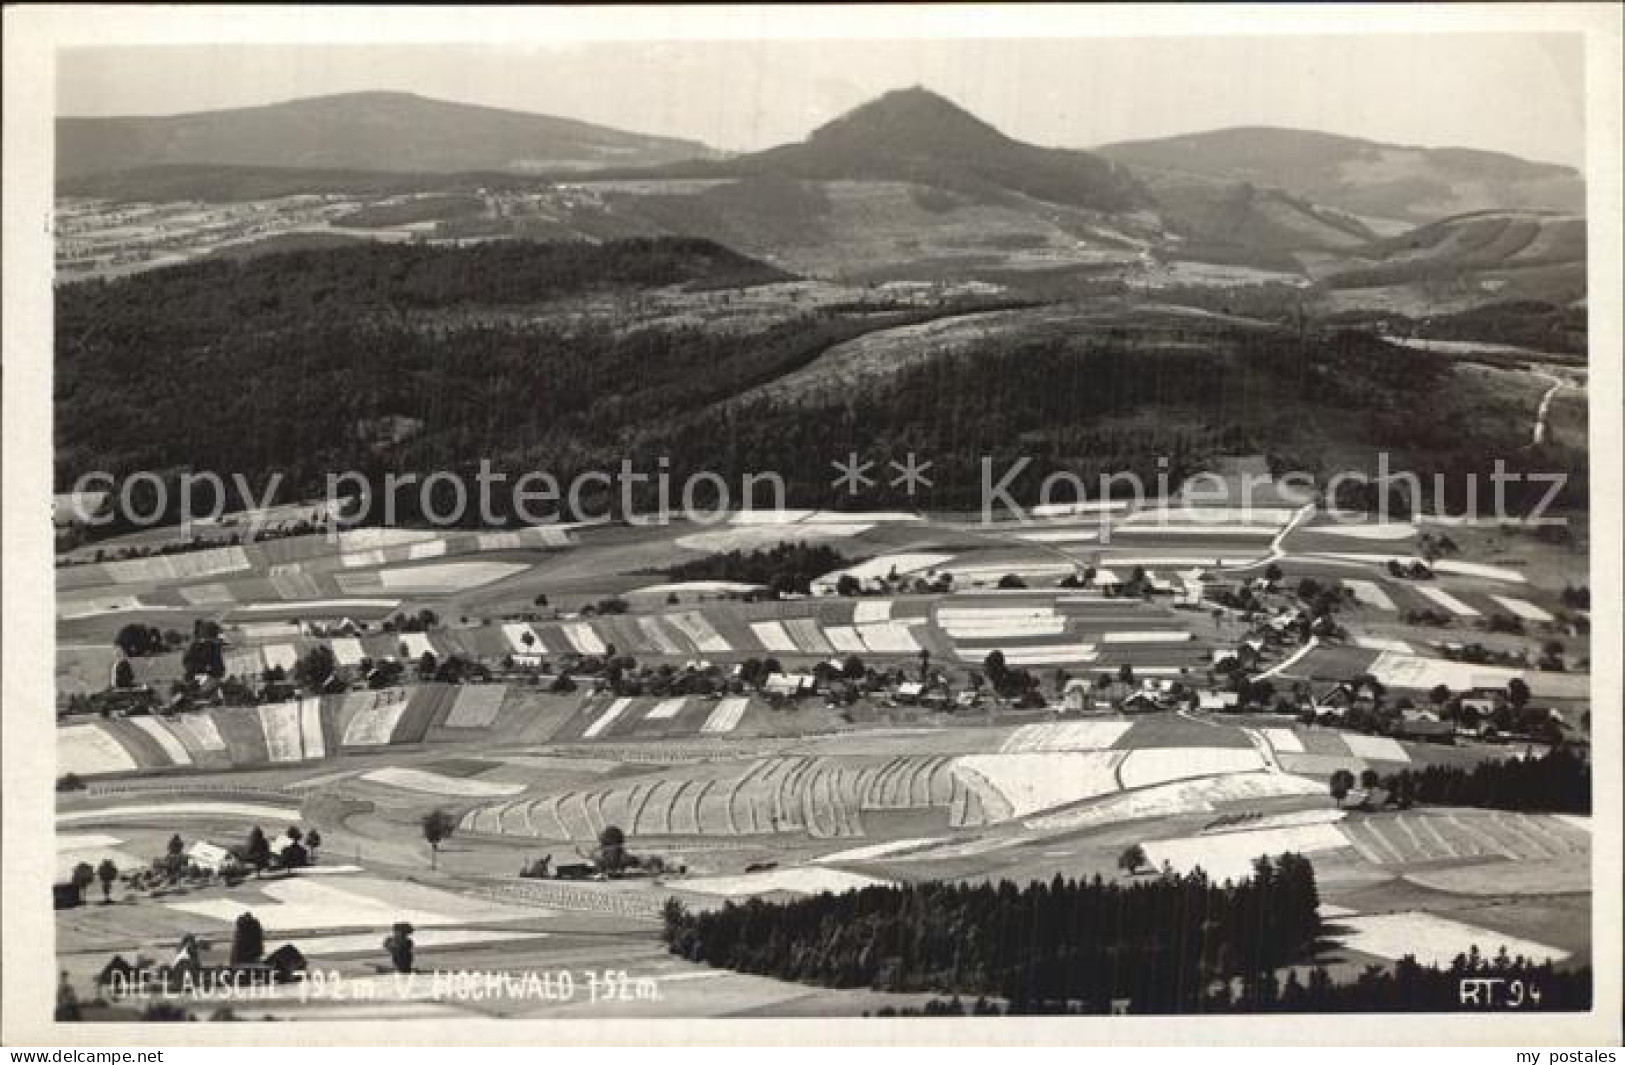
[56,238,790,318]
[55,239,1583,522]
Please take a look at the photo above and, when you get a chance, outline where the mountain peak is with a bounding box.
[809,86,1011,153]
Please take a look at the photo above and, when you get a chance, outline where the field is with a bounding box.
[53,491,1593,1018]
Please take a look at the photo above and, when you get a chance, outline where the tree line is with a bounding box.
[1375,747,1589,815]
[661,853,1322,1013]
[647,541,849,596]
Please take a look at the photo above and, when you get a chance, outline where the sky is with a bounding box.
[56,34,1586,165]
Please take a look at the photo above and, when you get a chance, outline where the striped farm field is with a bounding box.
[950,642,1098,665]
[1354,635,1413,653]
[463,754,976,842]
[1026,772,1324,832]
[168,712,227,756]
[338,689,414,747]
[374,560,528,593]
[361,767,523,798]
[700,697,750,735]
[444,684,507,729]
[999,722,1132,752]
[645,698,688,721]
[128,716,192,766]
[559,621,607,655]
[1414,585,1481,617]
[1341,734,1410,763]
[58,723,140,776]
[59,801,301,826]
[583,698,634,740]
[53,683,509,776]
[257,702,306,762]
[749,620,797,653]
[954,751,1123,818]
[1338,810,1588,867]
[1262,728,1305,754]
[636,616,688,655]
[1489,596,1555,622]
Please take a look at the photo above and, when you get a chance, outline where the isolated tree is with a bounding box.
[417,650,438,680]
[384,922,415,974]
[182,636,225,678]
[230,911,265,966]
[1118,663,1136,686]
[1429,684,1452,707]
[1506,677,1531,710]
[292,644,338,691]
[597,825,628,873]
[280,841,309,870]
[422,809,456,869]
[305,829,323,864]
[96,858,119,903]
[114,623,161,658]
[70,861,95,902]
[981,650,1007,689]
[55,972,82,1022]
[1264,563,1283,585]
[1118,844,1148,876]
[1359,768,1381,790]
[835,574,861,597]
[112,659,136,690]
[520,630,536,649]
[165,833,186,879]
[1329,769,1356,808]
[245,827,271,877]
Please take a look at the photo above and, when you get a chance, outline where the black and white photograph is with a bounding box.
[3,3,1620,1047]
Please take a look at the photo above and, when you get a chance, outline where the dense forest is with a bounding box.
[1378,747,1590,814]
[57,240,1585,529]
[661,854,1323,1013]
[646,542,849,596]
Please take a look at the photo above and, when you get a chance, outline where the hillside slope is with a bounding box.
[1317,209,1585,306]
[1098,126,1583,224]
[57,91,714,179]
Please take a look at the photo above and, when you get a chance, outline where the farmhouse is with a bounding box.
[764,672,814,698]
[186,840,234,873]
[1313,682,1355,714]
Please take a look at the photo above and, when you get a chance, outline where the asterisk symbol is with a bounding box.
[831,452,875,495]
[889,452,934,494]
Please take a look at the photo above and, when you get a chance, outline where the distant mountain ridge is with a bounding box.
[1097,125,1583,223]
[57,90,715,179]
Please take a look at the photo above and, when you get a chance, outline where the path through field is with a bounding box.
[1529,371,1567,446]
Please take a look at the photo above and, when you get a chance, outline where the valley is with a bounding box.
[46,83,1595,1022]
